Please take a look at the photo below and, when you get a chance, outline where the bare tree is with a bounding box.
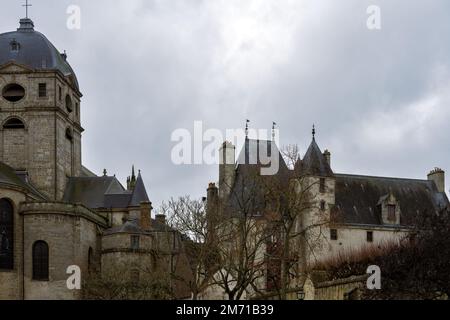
[162,196,221,300]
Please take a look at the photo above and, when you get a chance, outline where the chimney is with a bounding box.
[206,183,219,242]
[323,149,331,167]
[155,214,166,225]
[428,168,445,193]
[219,141,236,199]
[139,201,152,230]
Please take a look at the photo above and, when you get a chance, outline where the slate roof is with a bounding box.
[0,19,79,89]
[228,138,449,227]
[300,138,334,177]
[0,161,47,199]
[63,173,150,209]
[333,174,449,226]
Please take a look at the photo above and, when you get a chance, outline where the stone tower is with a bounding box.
[0,18,82,200]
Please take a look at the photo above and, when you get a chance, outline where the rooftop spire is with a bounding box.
[312,124,316,140]
[22,0,32,19]
[245,120,250,140]
[272,122,277,141]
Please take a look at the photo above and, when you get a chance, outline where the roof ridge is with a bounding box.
[335,173,430,183]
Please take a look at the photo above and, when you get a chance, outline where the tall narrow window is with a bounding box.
[320,200,326,211]
[330,229,338,241]
[32,241,49,281]
[58,86,62,101]
[66,128,73,142]
[0,199,14,270]
[387,205,396,222]
[130,235,140,250]
[38,83,47,97]
[88,247,94,274]
[367,231,374,243]
[319,178,326,193]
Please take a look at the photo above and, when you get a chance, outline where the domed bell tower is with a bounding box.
[0,18,83,200]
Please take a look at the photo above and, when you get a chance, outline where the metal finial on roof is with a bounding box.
[312,124,316,140]
[22,0,32,19]
[272,122,277,141]
[103,169,107,176]
[245,120,250,140]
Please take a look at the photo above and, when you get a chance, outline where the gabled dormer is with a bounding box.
[377,191,401,225]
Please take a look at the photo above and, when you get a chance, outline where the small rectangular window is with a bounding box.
[319,178,326,193]
[367,231,373,243]
[130,235,140,250]
[38,83,47,97]
[59,86,62,101]
[330,229,338,241]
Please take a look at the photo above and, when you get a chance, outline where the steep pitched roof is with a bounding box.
[63,172,151,209]
[300,138,334,177]
[129,173,150,207]
[333,174,449,226]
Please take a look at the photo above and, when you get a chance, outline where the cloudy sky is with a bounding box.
[1,0,450,206]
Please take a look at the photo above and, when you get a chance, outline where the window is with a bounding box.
[32,241,49,281]
[38,83,47,97]
[387,205,396,222]
[75,103,79,117]
[0,199,14,270]
[88,247,94,274]
[65,94,73,112]
[2,83,25,102]
[131,235,140,250]
[319,178,326,193]
[320,200,326,211]
[58,86,62,101]
[3,118,25,129]
[330,229,338,241]
[10,40,20,52]
[367,231,373,243]
[65,128,73,142]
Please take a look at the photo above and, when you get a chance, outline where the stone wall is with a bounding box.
[0,66,82,200]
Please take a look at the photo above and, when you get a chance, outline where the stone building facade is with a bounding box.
[0,18,193,300]
[205,130,449,299]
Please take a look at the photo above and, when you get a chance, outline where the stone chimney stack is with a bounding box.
[140,201,152,230]
[323,149,331,167]
[155,214,166,225]
[219,141,236,199]
[428,168,445,193]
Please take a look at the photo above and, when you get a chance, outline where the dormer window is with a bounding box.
[10,40,20,52]
[387,205,396,222]
[377,192,400,225]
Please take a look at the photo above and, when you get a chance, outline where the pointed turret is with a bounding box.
[301,126,334,177]
[129,170,150,207]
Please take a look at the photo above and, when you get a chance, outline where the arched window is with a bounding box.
[32,241,49,281]
[0,199,14,270]
[65,94,73,113]
[3,117,25,129]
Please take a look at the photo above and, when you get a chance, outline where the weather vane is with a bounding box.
[312,124,316,139]
[23,0,32,19]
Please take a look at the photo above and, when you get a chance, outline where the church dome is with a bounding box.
[0,18,79,90]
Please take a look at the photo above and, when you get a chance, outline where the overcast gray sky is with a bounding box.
[1,0,449,206]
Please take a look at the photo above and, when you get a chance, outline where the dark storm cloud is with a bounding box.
[1,0,449,206]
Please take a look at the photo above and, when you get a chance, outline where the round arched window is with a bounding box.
[65,94,73,113]
[2,83,25,102]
